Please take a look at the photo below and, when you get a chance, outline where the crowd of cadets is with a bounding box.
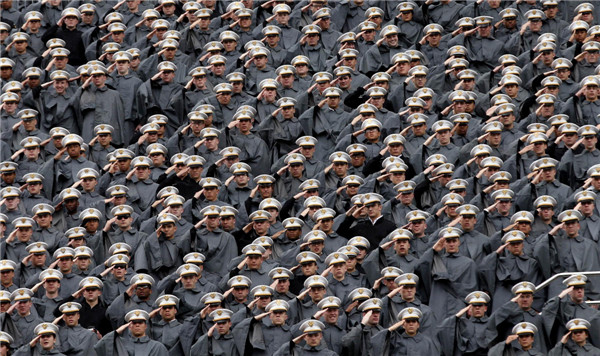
[2,0,600,355]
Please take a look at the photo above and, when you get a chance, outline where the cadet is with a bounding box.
[94,309,168,356]
[149,295,183,353]
[33,269,63,321]
[548,318,600,356]
[190,308,239,356]
[55,301,98,356]
[489,322,543,356]
[416,227,479,319]
[341,298,384,356]
[381,273,437,335]
[232,299,292,356]
[13,323,64,356]
[438,291,491,356]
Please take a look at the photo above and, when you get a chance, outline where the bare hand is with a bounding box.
[559,286,574,298]
[432,237,445,252]
[361,310,373,325]
[561,331,572,344]
[456,304,471,317]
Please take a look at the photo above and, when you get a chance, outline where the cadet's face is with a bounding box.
[222,39,236,52]
[517,292,533,309]
[295,63,309,76]
[583,135,597,150]
[444,237,460,253]
[81,177,97,191]
[27,181,42,194]
[235,173,250,186]
[216,320,231,335]
[470,304,487,318]
[539,103,554,117]
[323,307,339,324]
[540,167,556,182]
[180,272,199,289]
[580,200,595,215]
[319,218,333,232]
[400,285,416,300]
[76,256,91,270]
[232,286,248,301]
[460,215,476,231]
[496,200,512,214]
[160,305,177,321]
[385,142,402,156]
[309,241,324,254]
[16,300,31,315]
[149,153,165,166]
[305,332,322,347]
[135,166,150,180]
[537,206,554,221]
[385,34,398,47]
[204,136,218,150]
[220,216,235,231]
[331,262,346,278]
[306,33,319,46]
[58,256,74,272]
[287,162,304,180]
[518,334,534,348]
[135,284,152,299]
[160,223,177,237]
[16,227,32,241]
[129,320,147,337]
[586,50,600,64]
[301,262,318,276]
[253,220,269,235]
[198,186,217,202]
[83,287,101,302]
[445,205,458,218]
[584,85,598,99]
[367,310,380,324]
[412,123,426,136]
[246,255,262,270]
[39,334,55,350]
[274,278,289,293]
[162,3,175,15]
[569,286,585,304]
[571,329,587,343]
[276,12,289,25]
[111,31,125,43]
[112,264,127,279]
[309,286,326,302]
[270,310,287,325]
[66,143,80,158]
[504,84,519,96]
[0,270,13,285]
[564,220,580,237]
[53,79,68,94]
[64,312,79,326]
[188,165,203,180]
[256,295,271,309]
[32,253,46,266]
[212,64,226,77]
[91,73,106,87]
[507,241,524,256]
[205,215,220,229]
[394,239,410,256]
[333,162,348,177]
[116,215,132,229]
